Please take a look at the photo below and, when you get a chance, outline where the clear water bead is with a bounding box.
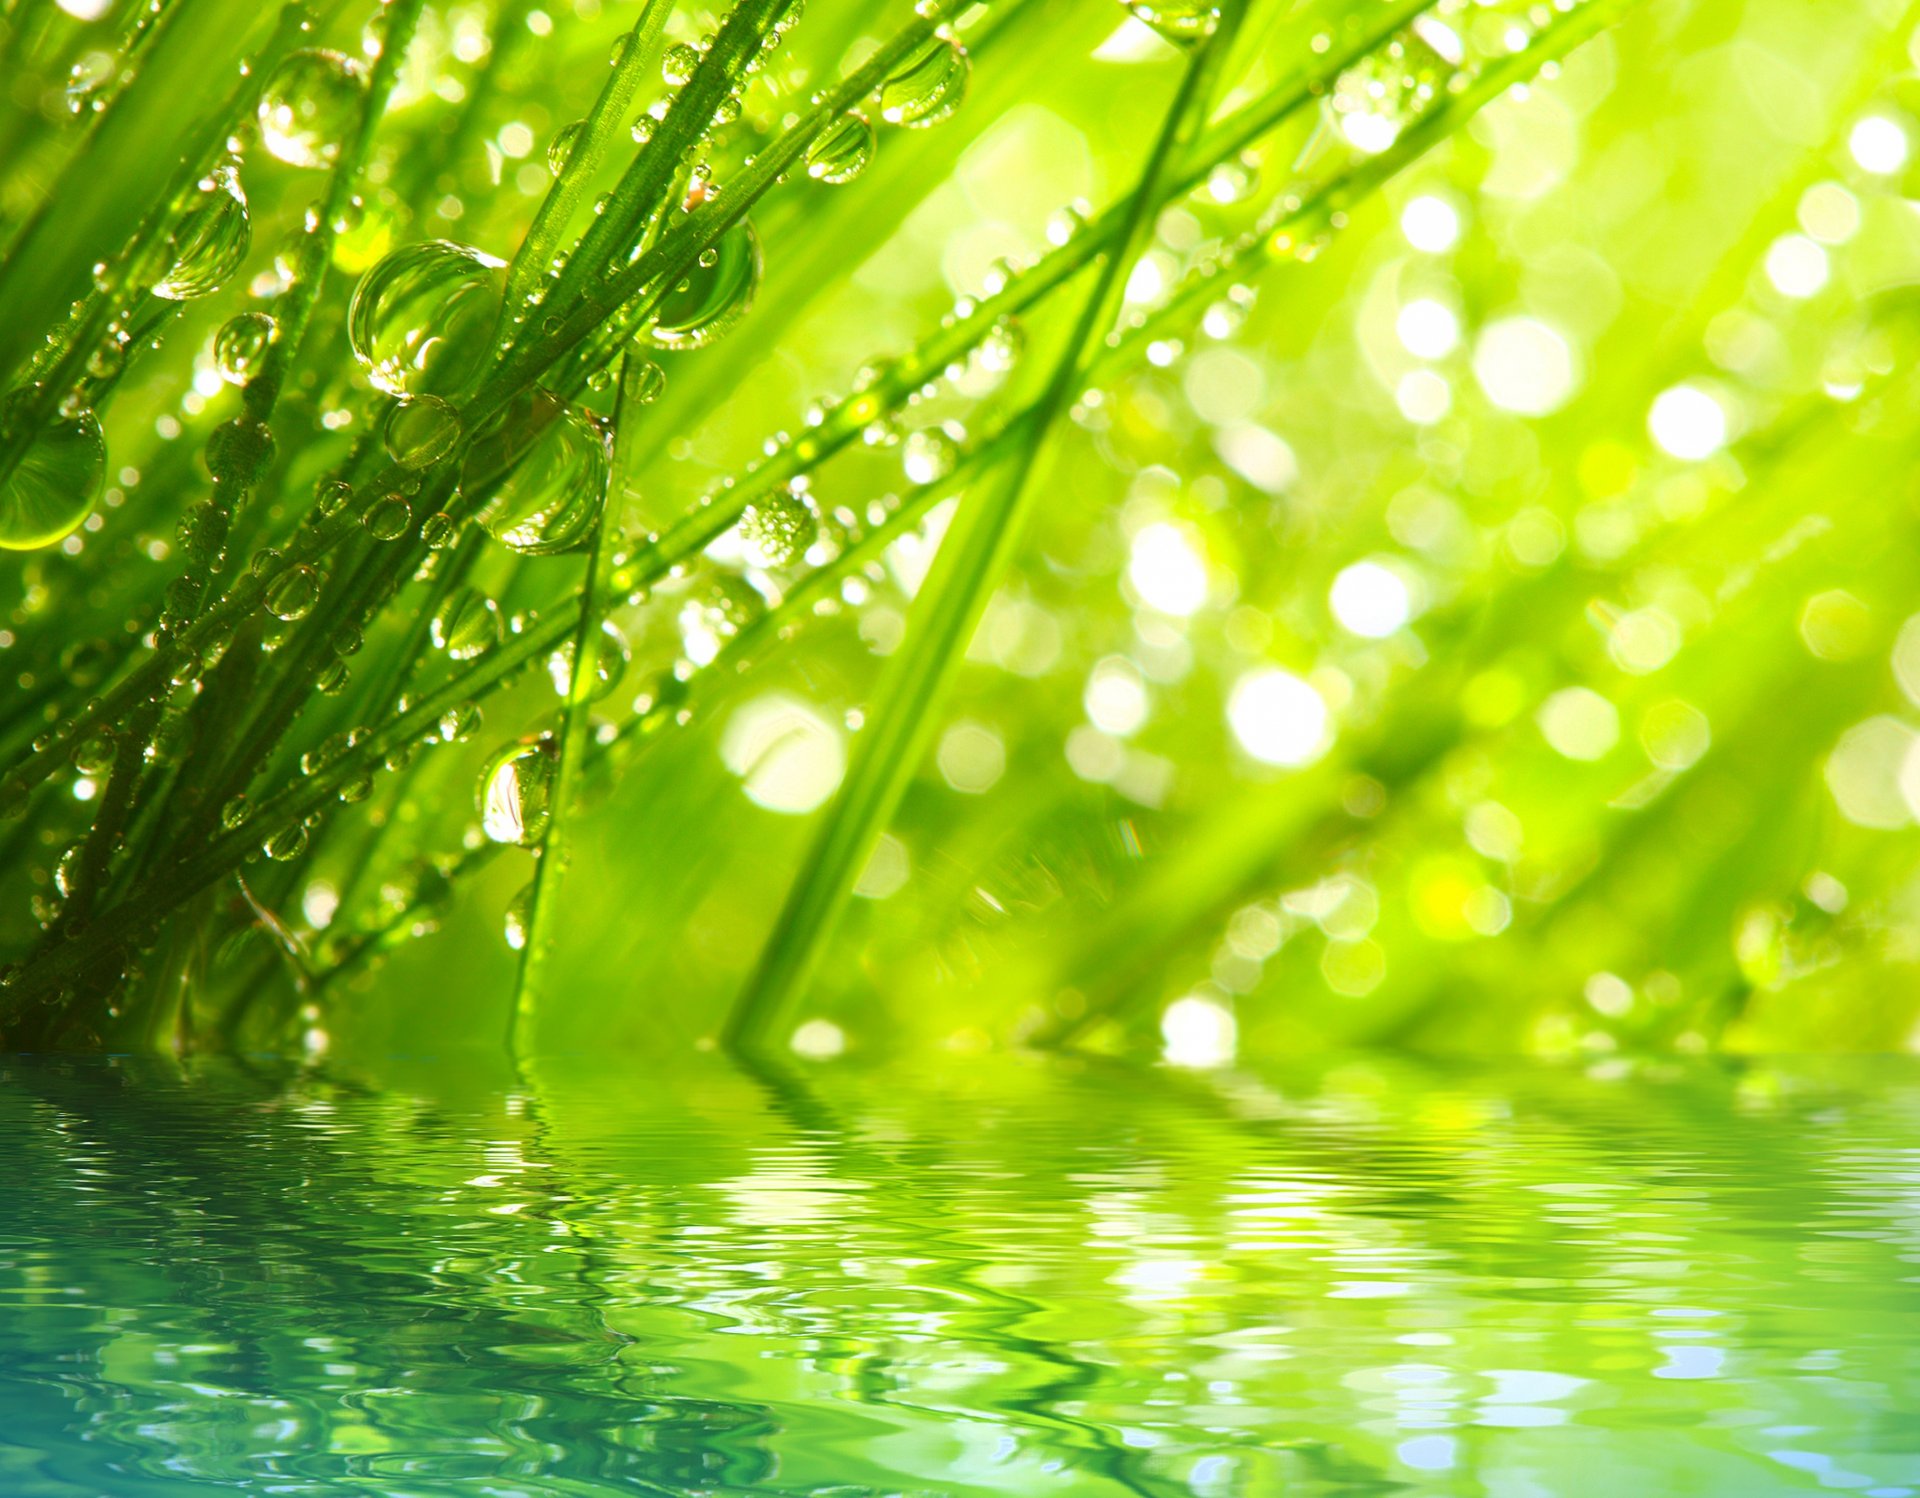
[257,49,367,169]
[348,240,505,397]
[0,394,106,551]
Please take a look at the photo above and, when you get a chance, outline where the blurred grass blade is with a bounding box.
[722,4,1253,1053]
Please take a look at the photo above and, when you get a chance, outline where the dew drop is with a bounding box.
[0,393,106,551]
[421,509,460,549]
[806,110,874,184]
[1123,1,1219,42]
[264,823,309,861]
[71,729,116,776]
[438,701,482,742]
[264,564,321,621]
[741,481,819,564]
[362,493,412,541]
[478,736,557,845]
[215,311,277,386]
[628,359,666,404]
[153,164,250,301]
[503,880,533,949]
[902,424,960,486]
[466,388,609,555]
[661,42,699,86]
[348,239,505,397]
[315,478,354,517]
[547,118,585,176]
[432,587,502,660]
[637,217,761,352]
[257,49,367,169]
[383,395,462,468]
[879,35,968,130]
[547,618,629,699]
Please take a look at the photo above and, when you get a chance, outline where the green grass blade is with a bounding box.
[721,3,1254,1053]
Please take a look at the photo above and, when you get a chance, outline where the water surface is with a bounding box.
[3,1053,1918,1495]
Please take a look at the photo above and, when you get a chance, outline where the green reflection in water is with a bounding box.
[1,1054,1918,1495]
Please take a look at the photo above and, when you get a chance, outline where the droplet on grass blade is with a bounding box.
[806,111,875,184]
[153,164,250,301]
[383,396,462,469]
[258,49,367,170]
[215,312,276,386]
[467,389,609,556]
[879,35,968,129]
[636,218,761,353]
[478,737,557,846]
[0,394,106,551]
[348,240,505,397]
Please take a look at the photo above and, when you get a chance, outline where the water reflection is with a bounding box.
[1,1053,1918,1495]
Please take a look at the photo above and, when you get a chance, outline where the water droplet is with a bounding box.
[628,359,666,403]
[264,823,308,861]
[220,795,250,830]
[53,843,83,899]
[547,618,629,699]
[264,564,321,621]
[466,389,609,555]
[503,880,533,949]
[478,736,556,845]
[902,424,960,486]
[637,217,761,352]
[547,118,585,176]
[315,478,353,517]
[257,48,367,169]
[1122,1,1219,42]
[0,394,106,551]
[71,729,116,776]
[661,42,699,86]
[438,701,482,742]
[432,587,502,659]
[421,510,459,549]
[316,658,349,694]
[215,311,276,385]
[383,395,462,468]
[348,240,505,397]
[806,110,874,184]
[153,164,250,300]
[362,493,412,540]
[742,481,818,564]
[85,338,125,380]
[879,35,968,130]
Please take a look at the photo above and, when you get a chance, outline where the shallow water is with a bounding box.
[2,1053,1918,1496]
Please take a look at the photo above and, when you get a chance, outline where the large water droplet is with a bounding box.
[741,481,818,565]
[383,395,462,468]
[432,587,502,660]
[902,424,960,486]
[478,736,556,845]
[806,111,875,185]
[348,240,505,397]
[264,564,321,621]
[153,164,250,301]
[258,49,367,169]
[0,394,106,551]
[637,217,761,352]
[547,618,629,699]
[547,119,584,176]
[215,311,276,386]
[661,42,699,86]
[878,35,968,130]
[1122,1,1219,42]
[467,389,609,555]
